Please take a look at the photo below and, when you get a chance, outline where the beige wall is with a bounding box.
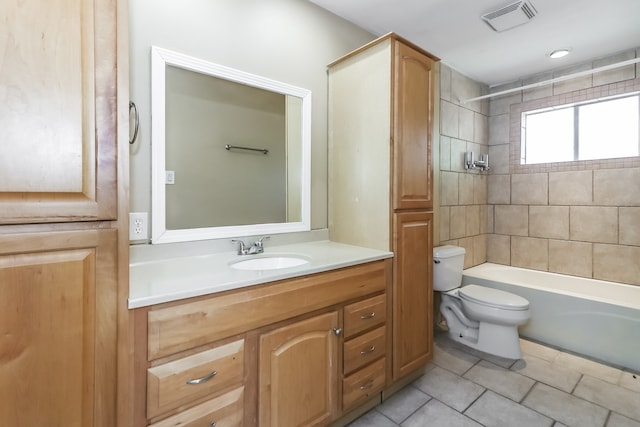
[486,48,640,286]
[129,0,374,236]
[437,65,490,269]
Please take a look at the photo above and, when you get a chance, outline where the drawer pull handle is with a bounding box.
[360,345,376,355]
[359,380,375,390]
[360,312,376,320]
[210,423,217,427]
[186,370,218,385]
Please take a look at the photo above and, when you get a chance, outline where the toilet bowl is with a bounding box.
[434,246,530,359]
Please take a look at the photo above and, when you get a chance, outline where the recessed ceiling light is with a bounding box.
[549,48,571,59]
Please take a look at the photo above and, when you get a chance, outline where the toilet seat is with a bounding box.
[459,284,529,311]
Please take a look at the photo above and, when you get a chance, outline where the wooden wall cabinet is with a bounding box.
[0,0,126,425]
[133,260,391,426]
[328,33,437,381]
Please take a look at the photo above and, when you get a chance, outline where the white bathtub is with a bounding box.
[462,263,640,372]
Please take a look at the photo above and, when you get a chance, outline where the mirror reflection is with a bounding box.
[151,47,311,244]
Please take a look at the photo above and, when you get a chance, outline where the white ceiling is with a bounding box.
[308,0,640,87]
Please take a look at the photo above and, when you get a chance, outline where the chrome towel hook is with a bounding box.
[129,101,139,145]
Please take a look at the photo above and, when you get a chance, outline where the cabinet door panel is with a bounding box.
[0,229,117,427]
[259,312,339,427]
[0,0,117,223]
[392,41,434,210]
[392,212,433,379]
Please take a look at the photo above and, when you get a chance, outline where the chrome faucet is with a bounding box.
[232,236,270,255]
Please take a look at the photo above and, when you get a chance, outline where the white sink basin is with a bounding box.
[230,256,309,271]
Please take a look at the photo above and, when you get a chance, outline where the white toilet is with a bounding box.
[433,245,531,359]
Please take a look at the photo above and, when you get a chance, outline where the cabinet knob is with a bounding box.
[332,327,343,336]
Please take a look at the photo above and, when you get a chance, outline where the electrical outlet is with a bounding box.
[129,212,148,241]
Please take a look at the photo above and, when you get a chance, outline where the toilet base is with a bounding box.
[440,295,524,359]
[446,321,523,359]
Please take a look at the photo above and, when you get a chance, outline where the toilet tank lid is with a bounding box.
[433,245,465,259]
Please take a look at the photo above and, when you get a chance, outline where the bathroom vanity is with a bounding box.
[130,241,393,426]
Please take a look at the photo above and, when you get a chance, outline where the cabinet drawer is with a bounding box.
[343,294,386,338]
[147,339,244,419]
[149,386,244,427]
[343,326,386,375]
[342,357,386,410]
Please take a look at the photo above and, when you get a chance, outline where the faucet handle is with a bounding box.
[254,236,270,247]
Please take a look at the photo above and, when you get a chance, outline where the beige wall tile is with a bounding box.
[488,114,509,146]
[440,64,452,102]
[522,71,553,101]
[489,84,522,116]
[552,63,593,95]
[620,207,640,246]
[451,138,468,172]
[485,205,494,233]
[441,171,459,206]
[511,236,548,271]
[466,205,480,236]
[459,173,475,205]
[594,168,640,207]
[593,244,640,285]
[473,234,487,266]
[439,206,450,242]
[548,240,593,277]
[440,136,451,171]
[451,70,485,113]
[488,144,510,174]
[474,112,488,145]
[570,206,618,244]
[474,174,488,205]
[593,50,636,86]
[511,173,548,205]
[495,205,528,236]
[488,174,510,204]
[441,100,459,138]
[458,236,474,269]
[549,170,593,206]
[529,206,569,239]
[487,234,510,264]
[459,107,474,142]
[450,206,466,239]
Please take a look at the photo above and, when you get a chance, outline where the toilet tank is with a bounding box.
[433,245,466,291]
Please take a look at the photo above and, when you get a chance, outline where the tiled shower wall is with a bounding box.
[438,65,490,269]
[486,48,640,286]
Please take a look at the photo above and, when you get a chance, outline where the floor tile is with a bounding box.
[574,375,640,422]
[465,390,554,427]
[511,353,582,392]
[608,413,640,427]
[412,366,485,412]
[523,382,609,427]
[348,409,397,427]
[401,399,482,427]
[619,372,640,393]
[464,359,535,402]
[377,385,431,424]
[433,339,481,375]
[520,339,560,362]
[554,352,623,384]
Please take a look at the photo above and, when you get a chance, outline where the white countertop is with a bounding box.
[129,240,393,308]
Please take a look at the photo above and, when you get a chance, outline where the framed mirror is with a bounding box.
[150,47,311,243]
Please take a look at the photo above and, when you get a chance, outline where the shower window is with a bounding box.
[520,93,640,165]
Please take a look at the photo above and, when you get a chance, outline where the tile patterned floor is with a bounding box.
[349,331,640,427]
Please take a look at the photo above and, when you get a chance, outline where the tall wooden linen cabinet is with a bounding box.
[328,34,438,381]
[0,0,128,425]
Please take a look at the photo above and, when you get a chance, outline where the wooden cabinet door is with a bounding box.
[0,228,117,427]
[0,0,117,224]
[392,41,435,211]
[259,312,339,427]
[392,211,434,379]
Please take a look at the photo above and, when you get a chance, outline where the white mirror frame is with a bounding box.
[151,46,311,244]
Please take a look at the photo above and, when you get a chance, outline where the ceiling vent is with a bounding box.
[482,0,537,32]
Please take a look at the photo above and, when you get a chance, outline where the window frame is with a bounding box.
[509,77,640,174]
